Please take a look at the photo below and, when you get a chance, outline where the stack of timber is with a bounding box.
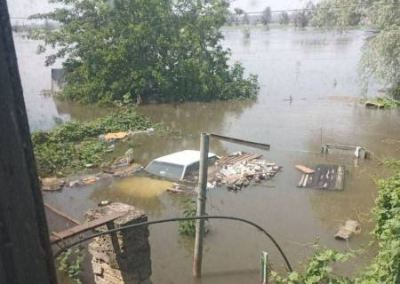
[209,152,281,190]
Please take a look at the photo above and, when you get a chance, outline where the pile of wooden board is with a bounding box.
[208,152,281,190]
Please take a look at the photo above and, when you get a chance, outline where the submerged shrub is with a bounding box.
[32,109,154,176]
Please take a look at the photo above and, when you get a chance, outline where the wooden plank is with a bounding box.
[335,166,345,190]
[303,174,309,187]
[298,174,305,187]
[231,153,262,165]
[50,211,126,244]
[0,3,58,283]
[44,203,80,225]
[226,153,252,165]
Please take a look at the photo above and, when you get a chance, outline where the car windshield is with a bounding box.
[145,161,185,180]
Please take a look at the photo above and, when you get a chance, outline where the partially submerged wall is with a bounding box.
[85,203,152,284]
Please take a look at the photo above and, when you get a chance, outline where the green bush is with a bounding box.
[32,109,154,176]
[179,199,197,237]
[271,171,400,283]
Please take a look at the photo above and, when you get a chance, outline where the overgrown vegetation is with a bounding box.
[29,0,259,105]
[311,0,400,98]
[178,199,197,237]
[368,96,399,109]
[32,109,153,176]
[270,169,400,283]
[57,248,85,284]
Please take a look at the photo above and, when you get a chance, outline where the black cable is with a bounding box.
[53,215,293,272]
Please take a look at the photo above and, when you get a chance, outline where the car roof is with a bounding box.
[152,150,216,167]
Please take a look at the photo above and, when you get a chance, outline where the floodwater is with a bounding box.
[14,28,400,283]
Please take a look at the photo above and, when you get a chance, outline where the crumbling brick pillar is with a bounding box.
[85,203,152,284]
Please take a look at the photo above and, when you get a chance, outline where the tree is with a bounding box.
[279,12,290,25]
[261,7,272,26]
[29,0,259,104]
[292,1,314,28]
[292,12,308,28]
[311,0,362,28]
[310,0,400,97]
[243,13,250,25]
[234,7,244,16]
[234,7,245,25]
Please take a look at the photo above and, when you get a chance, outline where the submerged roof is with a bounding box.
[152,150,216,166]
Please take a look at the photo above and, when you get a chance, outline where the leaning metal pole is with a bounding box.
[193,132,210,277]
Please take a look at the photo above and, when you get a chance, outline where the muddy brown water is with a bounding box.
[14,28,400,283]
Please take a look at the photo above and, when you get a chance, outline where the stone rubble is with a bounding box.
[210,158,282,191]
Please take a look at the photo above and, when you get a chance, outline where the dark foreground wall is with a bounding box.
[0,0,57,283]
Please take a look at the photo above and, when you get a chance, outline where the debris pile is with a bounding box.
[166,183,193,194]
[209,152,281,190]
[68,175,101,188]
[297,165,345,190]
[40,177,66,191]
[111,149,134,168]
[335,220,361,240]
[105,163,143,178]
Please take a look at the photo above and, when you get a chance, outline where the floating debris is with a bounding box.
[105,163,143,177]
[146,127,155,134]
[68,175,100,188]
[112,148,134,168]
[295,165,314,174]
[335,220,361,240]
[98,200,112,207]
[208,152,282,191]
[41,177,66,191]
[166,183,195,194]
[166,188,185,194]
[298,165,345,190]
[105,144,115,153]
[103,132,128,142]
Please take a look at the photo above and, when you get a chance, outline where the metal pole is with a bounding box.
[260,252,269,284]
[193,132,210,277]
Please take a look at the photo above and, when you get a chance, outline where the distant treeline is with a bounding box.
[12,20,59,33]
[226,1,319,28]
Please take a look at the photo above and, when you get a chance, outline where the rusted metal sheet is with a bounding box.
[298,165,345,190]
[50,211,126,244]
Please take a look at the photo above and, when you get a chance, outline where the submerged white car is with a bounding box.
[145,150,218,181]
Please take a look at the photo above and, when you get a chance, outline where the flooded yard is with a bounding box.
[15,28,400,283]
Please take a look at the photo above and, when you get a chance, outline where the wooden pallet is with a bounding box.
[298,165,345,190]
